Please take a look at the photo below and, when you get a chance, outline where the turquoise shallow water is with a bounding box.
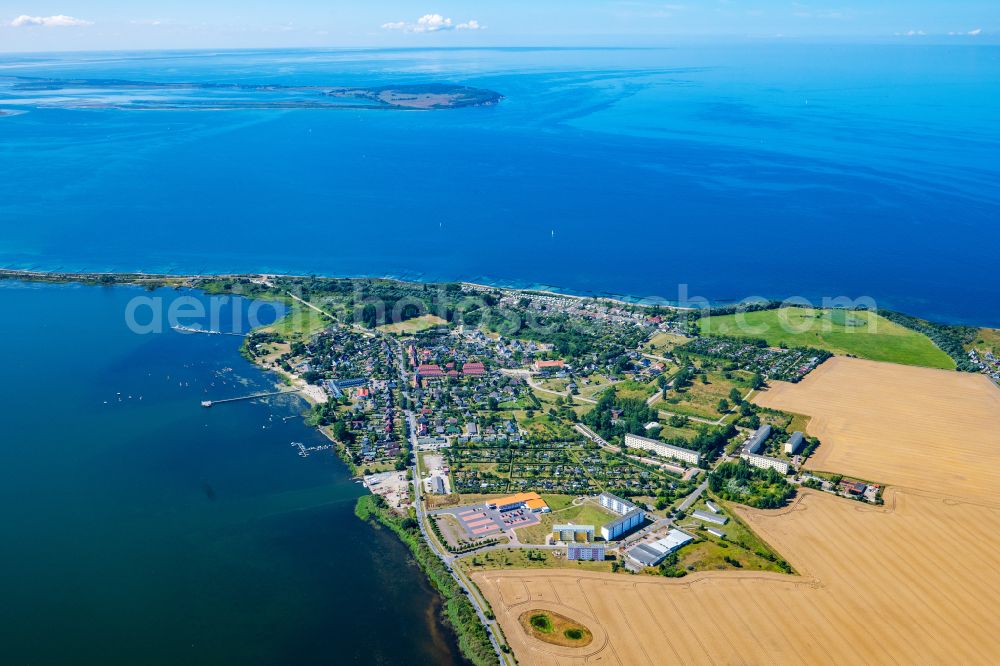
[0,281,467,665]
[0,46,998,325]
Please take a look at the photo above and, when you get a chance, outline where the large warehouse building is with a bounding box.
[626,529,694,568]
[487,492,550,513]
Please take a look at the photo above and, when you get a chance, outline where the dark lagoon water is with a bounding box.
[0,281,467,665]
[1,46,998,325]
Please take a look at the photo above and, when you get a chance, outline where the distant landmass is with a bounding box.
[0,76,503,111]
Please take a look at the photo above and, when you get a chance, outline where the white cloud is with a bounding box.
[968,28,982,36]
[416,14,452,31]
[10,14,93,28]
[382,14,484,33]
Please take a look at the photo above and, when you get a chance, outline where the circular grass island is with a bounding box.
[518,610,593,648]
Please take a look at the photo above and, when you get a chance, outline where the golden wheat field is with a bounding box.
[475,357,1000,665]
[756,356,1000,500]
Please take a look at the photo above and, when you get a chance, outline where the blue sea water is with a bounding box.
[0,281,468,665]
[0,46,998,324]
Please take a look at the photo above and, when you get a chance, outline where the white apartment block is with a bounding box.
[624,433,701,466]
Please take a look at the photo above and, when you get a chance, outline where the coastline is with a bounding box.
[0,268,689,312]
[3,267,996,329]
[3,269,996,666]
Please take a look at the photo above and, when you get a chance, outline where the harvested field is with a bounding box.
[477,490,1000,665]
[476,357,1000,665]
[755,356,1000,500]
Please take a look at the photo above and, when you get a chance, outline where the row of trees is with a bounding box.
[708,460,796,509]
[878,309,979,371]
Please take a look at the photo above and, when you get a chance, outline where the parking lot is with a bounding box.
[431,503,541,539]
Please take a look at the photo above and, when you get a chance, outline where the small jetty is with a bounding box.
[201,388,303,408]
[173,325,244,337]
[291,441,333,458]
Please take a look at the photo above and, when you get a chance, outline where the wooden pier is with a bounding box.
[201,388,303,408]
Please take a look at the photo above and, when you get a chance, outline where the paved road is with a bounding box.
[678,479,710,513]
[525,376,597,404]
[408,409,512,665]
[574,424,687,475]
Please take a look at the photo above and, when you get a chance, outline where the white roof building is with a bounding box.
[626,529,694,568]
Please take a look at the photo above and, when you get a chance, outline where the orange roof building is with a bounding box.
[488,492,550,513]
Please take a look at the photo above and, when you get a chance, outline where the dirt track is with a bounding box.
[474,357,1000,665]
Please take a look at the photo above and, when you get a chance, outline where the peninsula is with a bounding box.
[0,76,503,111]
[3,268,999,666]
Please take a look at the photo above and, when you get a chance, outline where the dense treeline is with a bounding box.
[582,387,657,440]
[355,495,497,666]
[878,309,979,371]
[688,300,783,321]
[709,460,796,509]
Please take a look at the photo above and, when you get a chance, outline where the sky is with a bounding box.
[0,1,996,52]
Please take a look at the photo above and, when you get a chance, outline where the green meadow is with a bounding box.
[698,308,954,370]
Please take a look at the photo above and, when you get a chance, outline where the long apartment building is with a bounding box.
[740,451,790,474]
[624,433,701,466]
[745,425,772,454]
[599,491,646,541]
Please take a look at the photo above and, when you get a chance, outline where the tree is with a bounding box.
[729,388,743,404]
[751,371,765,390]
[717,398,730,413]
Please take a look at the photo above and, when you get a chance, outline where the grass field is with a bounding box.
[968,327,1000,355]
[478,357,1000,665]
[659,369,753,420]
[642,331,690,354]
[376,313,447,334]
[613,379,657,401]
[756,407,812,434]
[540,494,576,512]
[576,374,616,399]
[514,501,618,544]
[699,307,954,369]
[518,610,593,648]
[261,301,331,339]
[517,411,581,440]
[673,497,791,574]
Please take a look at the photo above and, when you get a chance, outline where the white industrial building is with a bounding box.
[624,433,701,466]
[693,509,728,525]
[626,529,694,568]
